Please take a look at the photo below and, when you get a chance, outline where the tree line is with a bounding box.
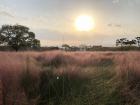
[0,24,40,51]
[116,37,140,47]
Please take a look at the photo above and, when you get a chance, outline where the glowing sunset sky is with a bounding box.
[0,0,140,46]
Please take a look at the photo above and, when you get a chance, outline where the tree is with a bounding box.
[62,44,70,51]
[116,38,137,47]
[123,40,136,46]
[116,38,127,47]
[116,39,121,46]
[32,39,40,48]
[0,24,40,51]
[136,37,140,47]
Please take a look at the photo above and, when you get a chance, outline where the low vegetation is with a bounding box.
[0,51,140,105]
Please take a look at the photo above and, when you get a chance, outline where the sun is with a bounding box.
[75,15,95,31]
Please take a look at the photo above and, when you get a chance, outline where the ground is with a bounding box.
[0,51,140,105]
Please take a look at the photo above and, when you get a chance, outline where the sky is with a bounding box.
[0,0,140,46]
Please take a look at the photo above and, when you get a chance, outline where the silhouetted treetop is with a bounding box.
[116,37,137,47]
[136,37,140,47]
[0,24,40,51]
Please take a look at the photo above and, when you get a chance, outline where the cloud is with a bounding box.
[115,24,121,27]
[0,11,14,18]
[108,23,121,28]
[108,24,113,27]
[0,5,15,18]
[112,0,120,4]
[40,39,82,47]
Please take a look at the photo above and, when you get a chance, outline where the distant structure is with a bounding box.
[79,44,88,51]
[92,45,102,48]
[61,44,102,51]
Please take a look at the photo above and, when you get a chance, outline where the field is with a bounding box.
[0,51,140,105]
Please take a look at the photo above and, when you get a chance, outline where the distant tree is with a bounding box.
[123,40,137,46]
[136,37,140,47]
[70,46,79,51]
[131,40,137,46]
[116,38,127,47]
[62,44,70,51]
[32,39,41,48]
[116,38,137,47]
[120,38,127,46]
[0,24,40,51]
[116,39,121,46]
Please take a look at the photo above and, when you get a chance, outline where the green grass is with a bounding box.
[56,66,125,105]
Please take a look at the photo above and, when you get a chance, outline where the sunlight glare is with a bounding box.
[75,15,95,31]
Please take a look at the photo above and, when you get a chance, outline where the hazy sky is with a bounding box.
[0,0,140,46]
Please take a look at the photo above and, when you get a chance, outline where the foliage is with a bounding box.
[116,38,137,47]
[0,24,40,51]
[136,37,140,47]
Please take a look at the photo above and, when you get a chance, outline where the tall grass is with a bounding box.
[0,51,140,105]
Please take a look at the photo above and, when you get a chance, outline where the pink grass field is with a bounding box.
[0,51,140,105]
